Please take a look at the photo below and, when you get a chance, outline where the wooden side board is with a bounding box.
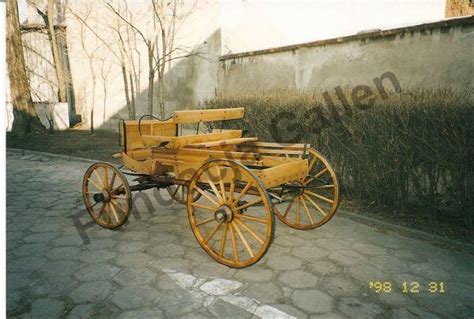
[141,130,243,149]
[258,159,308,189]
[124,121,176,151]
[185,137,258,149]
[173,108,245,124]
[120,148,308,189]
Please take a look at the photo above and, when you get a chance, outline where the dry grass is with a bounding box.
[205,88,474,230]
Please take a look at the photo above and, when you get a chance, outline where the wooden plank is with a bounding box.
[237,146,305,155]
[259,159,308,188]
[119,152,159,175]
[173,108,244,124]
[186,137,258,148]
[244,141,309,149]
[142,130,243,149]
[152,147,262,161]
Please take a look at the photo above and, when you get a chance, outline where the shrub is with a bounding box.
[203,88,474,228]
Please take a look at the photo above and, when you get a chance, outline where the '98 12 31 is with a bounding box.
[369,281,446,293]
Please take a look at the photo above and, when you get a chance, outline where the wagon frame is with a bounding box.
[82,107,340,267]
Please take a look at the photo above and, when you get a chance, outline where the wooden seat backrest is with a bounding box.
[173,107,244,124]
[121,119,176,152]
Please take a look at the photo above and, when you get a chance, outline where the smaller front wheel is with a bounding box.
[82,162,132,229]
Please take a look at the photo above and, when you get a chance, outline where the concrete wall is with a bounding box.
[220,0,446,54]
[218,17,474,101]
[19,0,220,131]
[12,2,473,132]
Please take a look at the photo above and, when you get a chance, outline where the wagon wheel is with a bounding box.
[274,148,339,229]
[188,159,274,268]
[166,185,201,204]
[82,162,132,229]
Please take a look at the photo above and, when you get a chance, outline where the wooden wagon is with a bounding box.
[82,108,339,267]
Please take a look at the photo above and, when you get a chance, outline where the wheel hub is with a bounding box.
[289,181,305,196]
[93,190,111,203]
[214,205,234,223]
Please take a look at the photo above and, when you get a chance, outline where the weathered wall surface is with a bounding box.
[20,0,221,131]
[12,2,473,132]
[218,17,474,102]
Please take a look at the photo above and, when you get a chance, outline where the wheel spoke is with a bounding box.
[88,177,103,191]
[283,196,296,218]
[233,221,254,258]
[229,180,235,205]
[110,201,120,224]
[96,203,106,219]
[219,223,228,257]
[235,213,267,224]
[109,171,117,189]
[235,197,263,211]
[303,194,327,217]
[296,197,300,225]
[204,223,221,244]
[171,186,179,197]
[235,218,264,244]
[103,167,109,189]
[194,186,220,207]
[181,186,186,202]
[233,181,253,205]
[205,173,224,204]
[229,223,239,262]
[111,199,127,214]
[112,183,125,194]
[308,155,318,172]
[216,166,227,204]
[93,170,105,188]
[304,190,334,204]
[313,184,334,189]
[89,200,100,209]
[191,202,218,212]
[105,204,111,224]
[195,217,215,227]
[301,196,314,225]
[112,195,127,200]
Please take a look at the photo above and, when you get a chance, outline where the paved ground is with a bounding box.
[6,151,474,318]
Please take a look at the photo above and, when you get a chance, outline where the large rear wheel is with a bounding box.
[187,159,274,268]
[274,148,339,229]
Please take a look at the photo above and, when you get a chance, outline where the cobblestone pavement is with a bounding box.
[6,151,474,318]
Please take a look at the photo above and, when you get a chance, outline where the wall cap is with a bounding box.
[220,15,474,61]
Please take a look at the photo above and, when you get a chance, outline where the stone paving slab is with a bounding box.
[6,151,474,318]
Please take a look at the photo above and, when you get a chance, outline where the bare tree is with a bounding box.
[7,0,46,135]
[106,0,201,118]
[68,2,137,121]
[75,5,103,133]
[30,0,68,102]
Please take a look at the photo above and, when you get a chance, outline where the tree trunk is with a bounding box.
[46,0,67,102]
[158,71,165,119]
[147,41,155,115]
[6,0,46,135]
[159,27,166,119]
[120,60,132,120]
[129,73,136,120]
